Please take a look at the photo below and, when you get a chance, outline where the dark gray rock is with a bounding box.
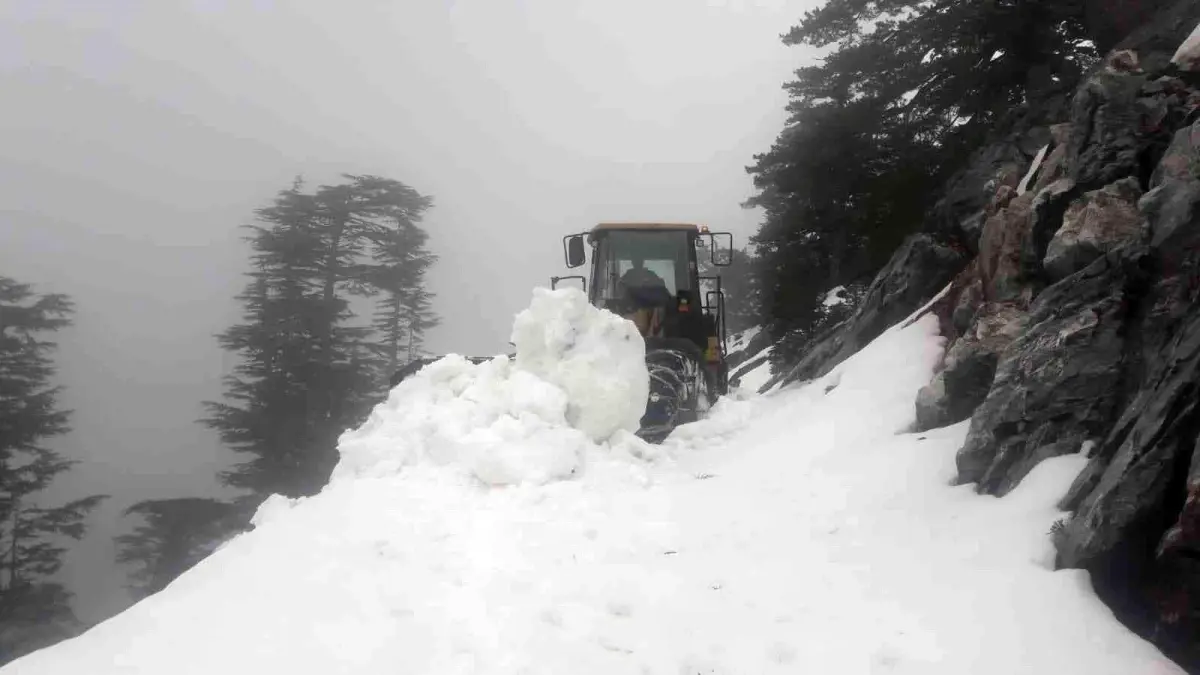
[1057,304,1200,567]
[1143,179,1200,259]
[1048,139,1200,665]
[955,245,1147,495]
[931,5,1200,665]
[1150,120,1200,188]
[1029,123,1074,195]
[1066,70,1150,189]
[950,276,984,336]
[1054,304,1200,668]
[1065,44,1200,193]
[930,115,1068,253]
[1084,0,1179,54]
[915,303,1028,431]
[777,234,967,386]
[1021,178,1081,285]
[1044,177,1147,280]
[766,317,847,390]
[977,191,1036,302]
[1153,439,1200,649]
[1141,121,1200,279]
[1108,0,1200,74]
[957,211,987,250]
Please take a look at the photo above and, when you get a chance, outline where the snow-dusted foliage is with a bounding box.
[770,281,868,371]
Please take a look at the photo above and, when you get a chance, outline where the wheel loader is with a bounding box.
[391,222,734,441]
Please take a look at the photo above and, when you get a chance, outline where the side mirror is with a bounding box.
[709,232,733,266]
[564,234,586,268]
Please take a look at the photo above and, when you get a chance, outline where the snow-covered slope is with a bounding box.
[4,288,1183,674]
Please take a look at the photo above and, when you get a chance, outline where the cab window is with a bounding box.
[592,230,693,305]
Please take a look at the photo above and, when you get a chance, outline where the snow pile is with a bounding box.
[2,290,1186,674]
[510,287,648,441]
[1172,21,1200,71]
[334,287,648,487]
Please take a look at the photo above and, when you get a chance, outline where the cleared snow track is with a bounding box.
[4,288,1183,674]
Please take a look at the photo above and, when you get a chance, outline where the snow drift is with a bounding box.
[334,287,649,487]
[2,287,1184,674]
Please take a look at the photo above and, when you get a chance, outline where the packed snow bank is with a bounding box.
[334,287,648,487]
[510,287,648,441]
[4,293,1184,674]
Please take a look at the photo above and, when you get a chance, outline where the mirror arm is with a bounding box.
[551,275,587,293]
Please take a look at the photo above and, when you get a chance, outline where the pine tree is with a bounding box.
[203,185,313,497]
[0,276,106,664]
[745,0,1098,349]
[696,241,762,336]
[202,175,438,501]
[352,175,438,374]
[115,498,240,599]
[716,248,761,336]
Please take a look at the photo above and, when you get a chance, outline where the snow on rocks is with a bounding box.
[727,325,760,352]
[1172,21,1200,71]
[731,350,774,394]
[822,284,847,307]
[2,293,1185,674]
[1017,142,1049,195]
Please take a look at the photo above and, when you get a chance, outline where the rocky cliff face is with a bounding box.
[775,1,1200,668]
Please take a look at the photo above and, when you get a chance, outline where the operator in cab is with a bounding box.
[618,253,671,337]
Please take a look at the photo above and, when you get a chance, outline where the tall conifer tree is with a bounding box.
[0,276,106,664]
[746,0,1097,356]
[201,175,439,500]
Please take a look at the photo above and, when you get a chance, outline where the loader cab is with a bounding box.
[557,222,733,394]
[590,228,693,314]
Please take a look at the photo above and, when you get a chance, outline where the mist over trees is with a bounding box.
[114,498,239,600]
[745,0,1099,365]
[696,240,762,337]
[115,174,439,597]
[202,174,439,499]
[0,277,107,665]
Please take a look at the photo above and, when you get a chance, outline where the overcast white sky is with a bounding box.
[0,0,818,622]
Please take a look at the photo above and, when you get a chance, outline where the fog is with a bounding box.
[0,0,816,623]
